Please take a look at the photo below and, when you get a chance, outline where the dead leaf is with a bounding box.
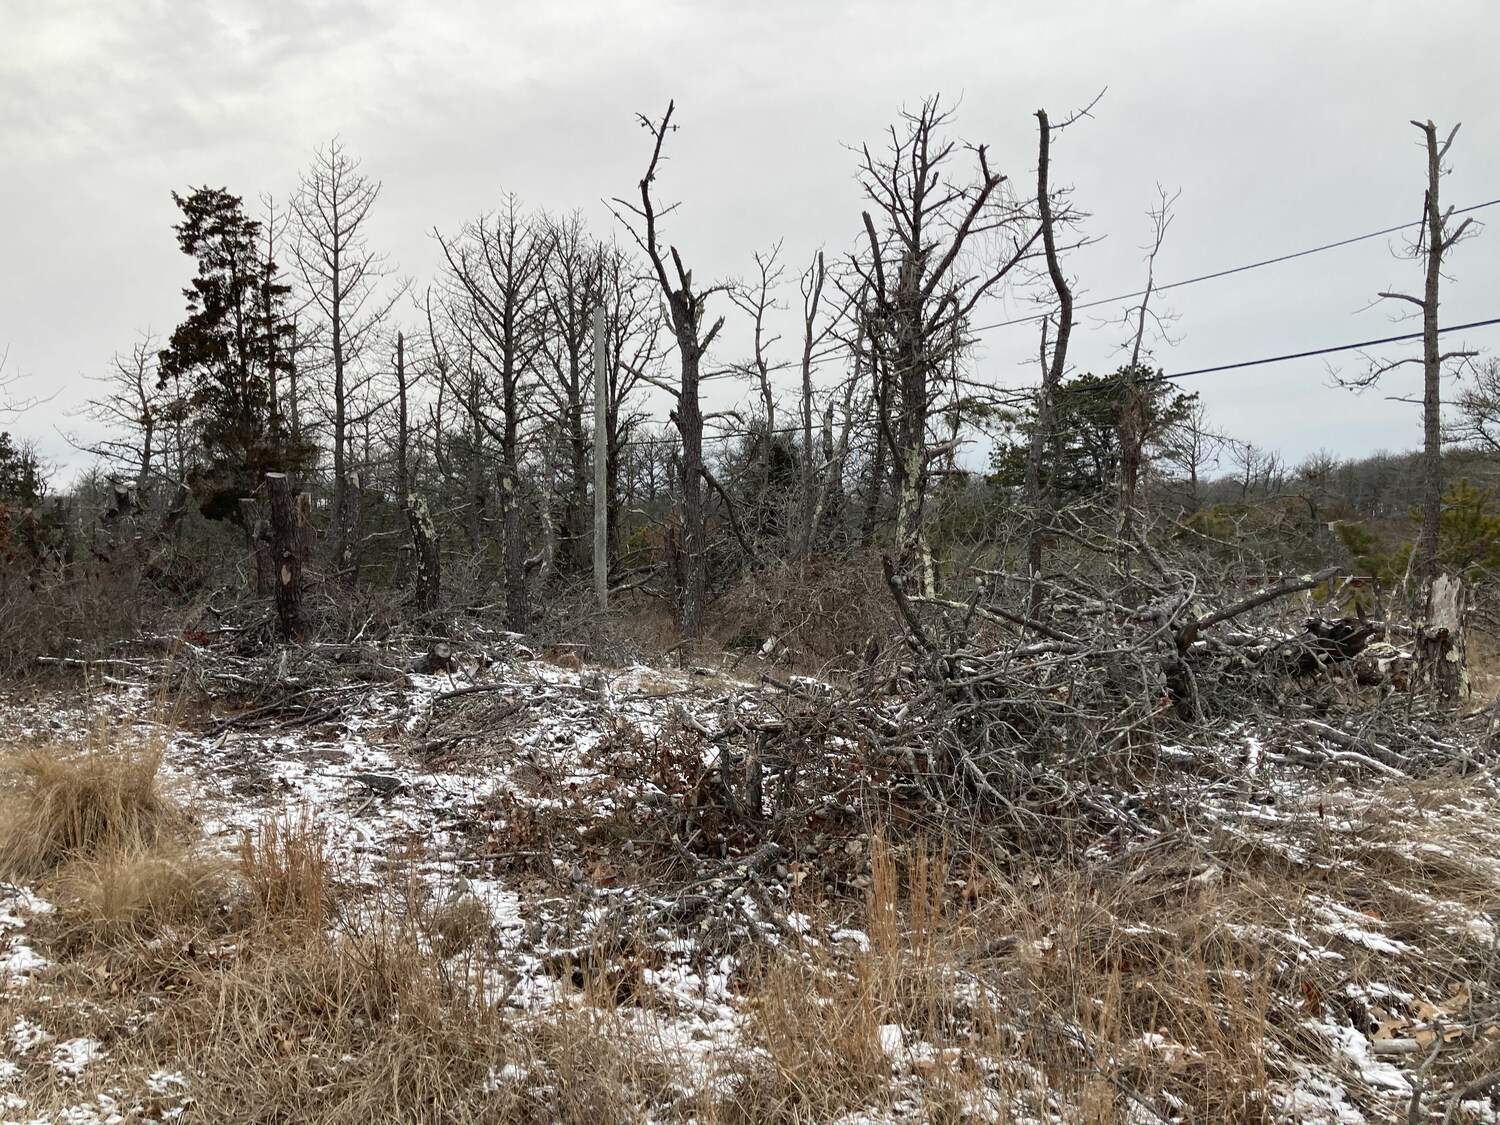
[1370,1007,1406,1041]
[1301,979,1325,1014]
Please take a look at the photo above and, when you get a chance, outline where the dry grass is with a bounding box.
[9,727,1500,1122]
[145,922,520,1123]
[0,734,171,881]
[45,843,232,950]
[238,809,332,934]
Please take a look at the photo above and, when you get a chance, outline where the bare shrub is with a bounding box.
[711,550,895,673]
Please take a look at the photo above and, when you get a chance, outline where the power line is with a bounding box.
[969,197,1500,335]
[983,314,1500,408]
[618,316,1500,447]
[1153,315,1500,383]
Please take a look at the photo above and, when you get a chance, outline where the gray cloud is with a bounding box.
[3,0,1498,478]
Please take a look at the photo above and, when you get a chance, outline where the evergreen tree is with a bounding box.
[991,366,1197,501]
[158,187,310,519]
[0,433,43,507]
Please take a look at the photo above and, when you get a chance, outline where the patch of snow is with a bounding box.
[50,1037,105,1081]
[8,1016,51,1055]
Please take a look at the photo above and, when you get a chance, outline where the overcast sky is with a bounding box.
[4,0,1499,483]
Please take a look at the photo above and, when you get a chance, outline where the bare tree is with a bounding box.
[1023,108,1078,615]
[1159,395,1223,510]
[1454,357,1500,453]
[1117,185,1180,539]
[538,212,606,574]
[795,249,854,556]
[597,242,662,567]
[1344,120,1479,586]
[436,197,550,632]
[847,96,1036,594]
[290,138,406,585]
[611,101,727,644]
[78,332,179,495]
[729,240,786,460]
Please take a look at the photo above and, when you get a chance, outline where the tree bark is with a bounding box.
[1415,573,1465,701]
[239,497,274,597]
[265,473,306,641]
[406,494,440,618]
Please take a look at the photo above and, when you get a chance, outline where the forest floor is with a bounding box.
[3,642,1500,1123]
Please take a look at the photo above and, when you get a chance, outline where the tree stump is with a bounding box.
[265,473,306,642]
[1414,573,1466,701]
[421,642,454,675]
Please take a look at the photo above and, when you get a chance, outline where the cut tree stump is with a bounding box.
[1414,573,1465,701]
[265,473,306,643]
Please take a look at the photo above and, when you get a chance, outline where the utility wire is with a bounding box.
[623,201,1500,447]
[613,315,1500,446]
[694,199,1500,387]
[969,197,1500,335]
[981,314,1500,409]
[1153,315,1500,383]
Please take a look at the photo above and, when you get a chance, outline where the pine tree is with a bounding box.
[0,433,42,507]
[158,187,310,519]
[991,366,1197,501]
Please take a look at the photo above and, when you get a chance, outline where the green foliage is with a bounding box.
[1178,504,1237,544]
[158,186,311,520]
[1435,478,1500,578]
[1330,476,1500,596]
[1337,478,1500,591]
[990,364,1198,500]
[0,433,44,507]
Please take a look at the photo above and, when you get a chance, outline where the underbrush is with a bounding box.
[6,721,1500,1121]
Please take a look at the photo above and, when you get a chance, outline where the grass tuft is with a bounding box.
[0,736,169,881]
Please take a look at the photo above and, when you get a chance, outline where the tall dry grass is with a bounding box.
[6,727,1500,1122]
[0,735,170,880]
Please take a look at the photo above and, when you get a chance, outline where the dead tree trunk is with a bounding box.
[239,497,274,597]
[850,96,1033,595]
[337,471,365,584]
[1416,123,1447,587]
[1415,572,1466,701]
[1025,109,1074,617]
[406,494,441,618]
[1362,121,1476,588]
[612,100,725,647]
[265,473,306,642]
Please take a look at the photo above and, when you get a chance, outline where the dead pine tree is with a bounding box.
[538,212,606,575]
[1116,184,1179,546]
[1342,119,1480,700]
[798,252,854,558]
[1024,109,1075,617]
[290,139,405,588]
[1023,100,1098,616]
[611,100,727,646]
[436,197,549,634]
[846,95,1036,595]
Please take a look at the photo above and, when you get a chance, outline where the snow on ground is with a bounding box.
[1,653,1498,1121]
